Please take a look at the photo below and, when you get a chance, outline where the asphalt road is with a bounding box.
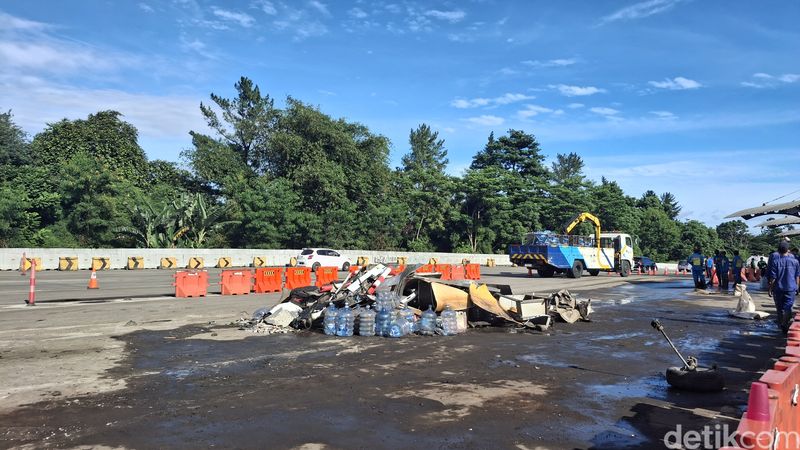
[0,268,780,449]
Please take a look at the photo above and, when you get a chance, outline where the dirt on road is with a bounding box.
[0,279,785,449]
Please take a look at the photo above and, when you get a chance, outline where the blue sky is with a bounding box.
[1,0,798,227]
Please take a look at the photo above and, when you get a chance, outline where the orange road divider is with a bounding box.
[159,257,177,269]
[173,270,208,298]
[348,265,362,275]
[435,264,453,280]
[465,264,481,280]
[219,269,252,295]
[59,256,78,271]
[416,264,435,274]
[254,267,283,293]
[186,257,204,269]
[315,266,339,287]
[389,265,406,276]
[285,267,312,290]
[87,269,99,289]
[91,257,110,271]
[127,256,144,270]
[451,265,466,280]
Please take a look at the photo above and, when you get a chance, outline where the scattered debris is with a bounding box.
[651,319,724,392]
[729,284,769,320]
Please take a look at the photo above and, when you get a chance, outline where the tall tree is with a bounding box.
[31,111,148,182]
[470,129,547,178]
[197,76,278,174]
[0,110,31,167]
[660,192,681,220]
[716,220,751,254]
[541,152,594,232]
[398,124,453,251]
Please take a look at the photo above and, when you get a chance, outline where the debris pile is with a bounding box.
[242,264,594,336]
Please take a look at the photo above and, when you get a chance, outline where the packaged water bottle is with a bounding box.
[359,306,376,336]
[375,302,392,337]
[388,311,404,338]
[441,305,458,336]
[323,303,338,336]
[419,305,437,335]
[336,305,354,337]
[401,306,417,334]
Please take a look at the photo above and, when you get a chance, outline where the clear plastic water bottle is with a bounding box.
[375,302,392,337]
[336,305,354,337]
[441,305,458,336]
[388,311,404,338]
[419,305,437,335]
[359,305,376,336]
[400,306,416,334]
[323,303,338,336]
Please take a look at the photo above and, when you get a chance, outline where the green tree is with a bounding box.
[590,177,641,234]
[716,220,751,254]
[0,110,31,167]
[660,192,681,220]
[675,220,723,259]
[197,76,278,174]
[541,152,594,232]
[31,111,148,182]
[398,124,453,251]
[637,207,680,261]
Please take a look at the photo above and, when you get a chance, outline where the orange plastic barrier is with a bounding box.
[315,266,339,287]
[465,264,481,280]
[389,265,406,276]
[416,264,434,274]
[449,265,465,280]
[254,267,283,293]
[285,267,312,290]
[173,270,208,298]
[435,264,453,280]
[349,265,361,275]
[219,269,253,295]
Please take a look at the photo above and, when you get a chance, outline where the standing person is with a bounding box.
[732,250,744,288]
[709,250,719,286]
[758,256,768,278]
[688,245,707,289]
[768,240,800,333]
[718,251,730,292]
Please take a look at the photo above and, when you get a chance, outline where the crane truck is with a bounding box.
[508,212,635,278]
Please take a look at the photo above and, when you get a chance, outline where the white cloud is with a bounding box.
[464,115,504,126]
[451,93,534,109]
[648,76,701,90]
[742,72,800,88]
[424,9,466,23]
[567,103,585,109]
[599,0,683,24]
[522,58,577,68]
[0,11,49,31]
[0,39,138,74]
[348,7,368,19]
[589,107,620,116]
[517,104,554,119]
[308,0,330,16]
[253,0,277,15]
[550,84,606,97]
[318,89,336,96]
[650,110,676,119]
[139,3,154,13]
[211,8,255,27]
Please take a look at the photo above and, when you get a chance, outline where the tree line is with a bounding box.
[0,77,780,260]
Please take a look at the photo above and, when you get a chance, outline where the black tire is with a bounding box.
[311,262,321,272]
[666,366,725,392]
[588,269,600,276]
[620,260,631,277]
[538,267,555,278]
[341,262,350,271]
[568,261,583,279]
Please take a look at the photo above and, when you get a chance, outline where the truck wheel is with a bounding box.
[588,269,600,276]
[538,267,555,278]
[620,261,631,277]
[568,261,583,279]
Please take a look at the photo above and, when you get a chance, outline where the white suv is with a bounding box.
[296,248,351,271]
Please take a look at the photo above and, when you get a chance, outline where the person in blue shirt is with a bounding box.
[732,250,744,288]
[768,240,800,333]
[688,245,707,289]
[706,251,715,285]
[718,251,730,292]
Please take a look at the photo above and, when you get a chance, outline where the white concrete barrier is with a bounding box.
[0,248,512,270]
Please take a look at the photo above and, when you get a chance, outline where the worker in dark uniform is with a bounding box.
[718,251,730,292]
[758,257,768,278]
[732,250,744,288]
[688,245,707,289]
[768,240,800,333]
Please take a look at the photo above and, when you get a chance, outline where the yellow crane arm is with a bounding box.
[564,212,611,270]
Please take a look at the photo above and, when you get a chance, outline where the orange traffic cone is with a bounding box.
[87,269,99,289]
